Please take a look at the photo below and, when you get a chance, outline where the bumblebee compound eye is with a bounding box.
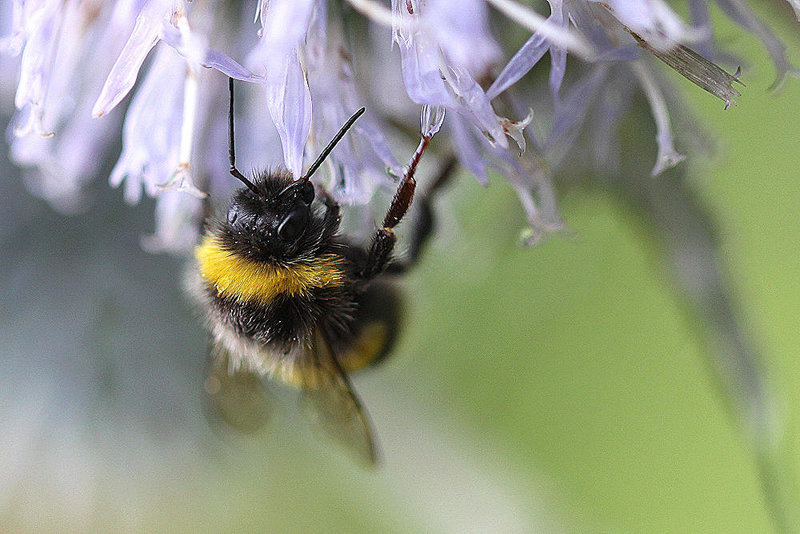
[278,206,310,241]
[300,180,315,204]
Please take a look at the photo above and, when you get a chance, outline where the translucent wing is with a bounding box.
[204,342,272,434]
[299,328,379,465]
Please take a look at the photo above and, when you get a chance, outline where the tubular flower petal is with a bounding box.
[0,0,796,249]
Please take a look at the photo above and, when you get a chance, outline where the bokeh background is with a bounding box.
[3,4,800,533]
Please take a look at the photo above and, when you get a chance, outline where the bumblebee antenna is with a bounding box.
[228,78,260,195]
[303,107,366,181]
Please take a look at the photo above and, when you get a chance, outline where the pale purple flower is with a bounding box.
[305,25,401,203]
[246,0,315,177]
[0,0,797,246]
[5,0,137,210]
[92,0,184,119]
[3,1,800,526]
[425,0,501,77]
[110,45,185,204]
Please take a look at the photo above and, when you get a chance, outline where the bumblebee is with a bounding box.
[187,78,450,464]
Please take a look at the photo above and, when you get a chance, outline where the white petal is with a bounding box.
[110,45,185,203]
[266,50,312,177]
[602,0,707,49]
[13,0,62,133]
[487,26,551,100]
[631,61,686,176]
[425,0,501,75]
[247,0,315,77]
[140,189,203,253]
[391,0,452,105]
[420,104,446,137]
[485,0,592,58]
[786,0,800,20]
[92,0,176,118]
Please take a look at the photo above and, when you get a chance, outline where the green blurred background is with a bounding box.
[4,5,800,533]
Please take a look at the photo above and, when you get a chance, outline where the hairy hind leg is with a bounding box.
[358,134,436,280]
[387,154,458,274]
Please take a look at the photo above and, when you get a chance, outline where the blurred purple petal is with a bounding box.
[202,48,262,83]
[567,1,617,53]
[266,50,312,177]
[631,61,685,176]
[489,140,563,236]
[354,119,403,178]
[588,74,634,171]
[110,45,184,203]
[92,0,177,118]
[449,113,489,185]
[547,0,567,99]
[306,21,400,202]
[688,0,715,60]
[486,28,550,100]
[714,0,799,87]
[0,0,25,56]
[546,65,609,164]
[425,0,501,76]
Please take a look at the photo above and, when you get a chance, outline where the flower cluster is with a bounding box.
[1,0,796,250]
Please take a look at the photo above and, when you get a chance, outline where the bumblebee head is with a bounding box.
[218,82,363,264]
[219,171,331,263]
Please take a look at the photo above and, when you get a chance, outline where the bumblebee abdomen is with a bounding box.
[207,287,353,348]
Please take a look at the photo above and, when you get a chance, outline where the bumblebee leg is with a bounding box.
[387,154,457,274]
[360,134,434,280]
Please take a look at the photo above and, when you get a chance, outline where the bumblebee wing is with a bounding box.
[299,328,379,465]
[204,342,272,434]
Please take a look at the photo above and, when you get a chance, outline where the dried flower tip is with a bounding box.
[499,108,533,155]
[630,31,743,109]
[518,226,541,247]
[158,164,209,198]
[420,105,445,138]
[14,106,54,138]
